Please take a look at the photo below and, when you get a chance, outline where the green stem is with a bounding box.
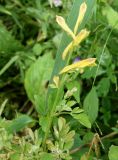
[42,50,73,149]
[42,85,62,149]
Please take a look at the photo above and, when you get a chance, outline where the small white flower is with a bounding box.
[53,0,62,7]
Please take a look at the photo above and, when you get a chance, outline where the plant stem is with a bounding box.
[42,85,62,149]
[42,50,73,149]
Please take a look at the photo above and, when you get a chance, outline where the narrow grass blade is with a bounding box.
[0,55,19,76]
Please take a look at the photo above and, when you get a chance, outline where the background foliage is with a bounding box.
[0,0,118,159]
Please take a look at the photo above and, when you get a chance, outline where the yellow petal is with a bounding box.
[62,29,89,60]
[59,58,96,74]
[74,2,87,35]
[56,15,75,39]
[53,76,59,88]
[74,29,90,46]
[62,41,73,60]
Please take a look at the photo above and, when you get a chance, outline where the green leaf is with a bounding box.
[0,55,19,76]
[72,113,91,128]
[108,145,118,160]
[82,66,105,79]
[6,115,34,134]
[39,116,49,132]
[72,107,84,114]
[102,5,118,30]
[83,87,99,124]
[25,53,54,115]
[96,47,112,67]
[0,5,12,15]
[40,153,54,160]
[83,132,94,143]
[33,43,43,56]
[97,78,110,97]
[66,80,81,103]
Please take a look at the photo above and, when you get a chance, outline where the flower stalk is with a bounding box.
[43,2,96,150]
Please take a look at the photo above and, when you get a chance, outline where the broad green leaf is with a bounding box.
[72,113,91,128]
[66,80,81,103]
[96,47,112,67]
[83,87,99,124]
[102,5,118,30]
[97,78,110,97]
[47,0,96,112]
[108,145,118,160]
[25,53,54,115]
[82,66,105,79]
[6,115,34,134]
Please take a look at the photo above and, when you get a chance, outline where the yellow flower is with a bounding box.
[56,15,75,39]
[62,29,90,60]
[53,76,59,88]
[49,76,60,88]
[56,2,89,60]
[55,2,96,76]
[59,58,96,74]
[74,2,87,34]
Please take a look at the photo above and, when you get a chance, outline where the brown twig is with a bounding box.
[70,131,118,154]
[101,131,118,140]
[70,143,90,154]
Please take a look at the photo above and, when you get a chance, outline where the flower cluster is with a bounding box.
[51,2,96,88]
